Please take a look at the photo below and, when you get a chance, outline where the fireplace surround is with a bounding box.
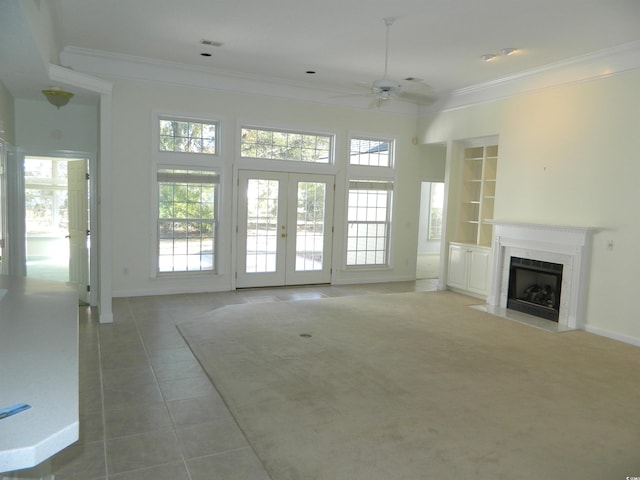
[488,221,595,329]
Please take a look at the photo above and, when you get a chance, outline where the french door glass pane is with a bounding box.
[295,182,326,272]
[245,179,279,273]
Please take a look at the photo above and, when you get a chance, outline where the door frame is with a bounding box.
[15,150,98,305]
[235,169,335,289]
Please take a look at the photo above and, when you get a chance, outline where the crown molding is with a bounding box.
[48,63,112,95]
[59,46,419,116]
[429,40,640,113]
[60,40,640,116]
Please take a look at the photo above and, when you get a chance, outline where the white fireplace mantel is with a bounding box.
[488,221,597,329]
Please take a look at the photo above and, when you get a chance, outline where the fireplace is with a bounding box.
[507,257,563,322]
[488,222,595,329]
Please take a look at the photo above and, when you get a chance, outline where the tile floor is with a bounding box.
[41,280,438,480]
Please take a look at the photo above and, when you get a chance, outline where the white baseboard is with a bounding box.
[584,325,640,348]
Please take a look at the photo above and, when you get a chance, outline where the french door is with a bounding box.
[237,170,334,288]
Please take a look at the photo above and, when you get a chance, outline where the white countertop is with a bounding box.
[0,276,79,474]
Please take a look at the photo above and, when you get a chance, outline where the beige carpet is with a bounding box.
[178,291,640,480]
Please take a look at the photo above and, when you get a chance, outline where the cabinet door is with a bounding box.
[467,248,490,296]
[447,244,467,290]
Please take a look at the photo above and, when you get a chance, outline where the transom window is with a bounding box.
[346,180,393,266]
[349,138,392,167]
[241,127,332,163]
[157,168,218,273]
[159,118,218,154]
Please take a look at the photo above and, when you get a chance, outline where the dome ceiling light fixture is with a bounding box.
[42,86,74,109]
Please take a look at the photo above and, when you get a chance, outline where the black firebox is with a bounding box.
[507,257,563,322]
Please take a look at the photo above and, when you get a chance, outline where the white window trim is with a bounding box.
[343,133,397,270]
[348,134,396,169]
[343,177,395,269]
[153,111,222,158]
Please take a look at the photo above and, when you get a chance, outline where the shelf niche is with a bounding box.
[456,143,498,247]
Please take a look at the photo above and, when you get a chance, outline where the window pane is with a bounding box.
[157,168,217,273]
[295,182,326,272]
[241,127,332,163]
[245,179,279,273]
[349,138,392,167]
[159,119,218,154]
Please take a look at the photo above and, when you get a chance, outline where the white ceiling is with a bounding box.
[2,0,640,108]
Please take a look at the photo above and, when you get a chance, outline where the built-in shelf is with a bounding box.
[456,144,498,247]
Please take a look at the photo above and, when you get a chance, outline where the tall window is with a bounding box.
[346,180,393,266]
[241,127,332,163]
[157,168,218,273]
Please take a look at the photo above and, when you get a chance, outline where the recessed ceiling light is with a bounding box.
[502,48,518,56]
[404,77,424,83]
[200,39,223,47]
[306,70,316,74]
[200,52,212,57]
[481,54,496,62]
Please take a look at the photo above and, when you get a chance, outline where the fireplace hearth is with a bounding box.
[507,257,562,322]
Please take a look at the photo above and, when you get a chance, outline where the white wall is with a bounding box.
[419,69,640,344]
[106,76,431,296]
[15,98,97,154]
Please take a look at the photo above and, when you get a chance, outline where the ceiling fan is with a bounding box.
[359,17,435,107]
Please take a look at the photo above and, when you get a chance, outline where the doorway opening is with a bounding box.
[24,155,90,303]
[416,181,444,279]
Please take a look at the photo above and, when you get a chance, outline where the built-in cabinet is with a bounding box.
[447,143,498,298]
[447,243,491,296]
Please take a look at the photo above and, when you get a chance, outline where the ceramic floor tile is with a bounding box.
[101,365,158,389]
[108,461,191,480]
[167,394,230,426]
[79,382,104,415]
[79,410,105,443]
[158,374,217,402]
[50,440,106,480]
[139,330,187,350]
[186,448,271,480]
[105,402,173,438]
[102,380,165,411]
[176,417,250,459]
[106,428,183,475]
[148,346,198,367]
[152,357,205,381]
[99,349,150,371]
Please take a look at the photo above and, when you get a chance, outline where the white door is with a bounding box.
[237,170,334,288]
[67,160,90,303]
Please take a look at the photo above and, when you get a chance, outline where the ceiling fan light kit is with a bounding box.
[350,17,434,106]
